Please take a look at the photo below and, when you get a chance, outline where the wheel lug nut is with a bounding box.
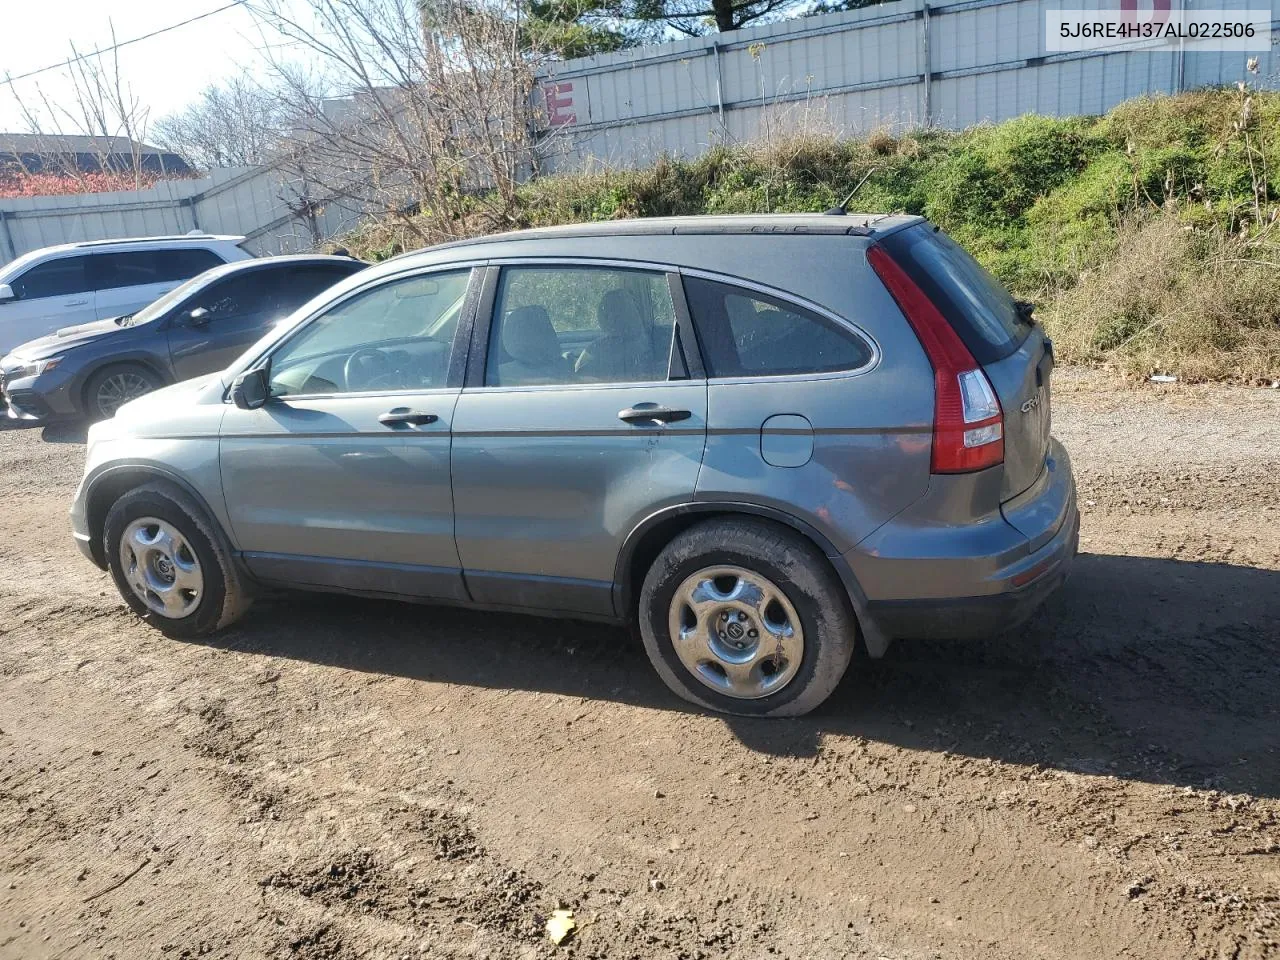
[748,629,758,638]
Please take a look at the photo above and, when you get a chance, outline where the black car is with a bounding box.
[0,254,367,421]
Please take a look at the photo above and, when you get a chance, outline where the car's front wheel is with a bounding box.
[85,363,161,420]
[637,517,857,717]
[103,482,251,639]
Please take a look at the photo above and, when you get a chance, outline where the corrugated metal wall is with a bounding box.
[0,165,364,267]
[4,0,1275,261]
[537,0,1280,171]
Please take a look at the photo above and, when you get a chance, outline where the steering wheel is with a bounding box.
[343,346,392,392]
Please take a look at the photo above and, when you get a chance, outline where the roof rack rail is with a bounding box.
[70,234,239,248]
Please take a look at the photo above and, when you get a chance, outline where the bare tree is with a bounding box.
[249,0,550,244]
[3,24,154,188]
[153,76,307,170]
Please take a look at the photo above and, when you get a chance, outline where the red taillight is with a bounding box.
[867,245,1004,474]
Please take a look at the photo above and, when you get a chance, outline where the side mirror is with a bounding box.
[0,283,14,303]
[185,307,211,327]
[231,367,270,410]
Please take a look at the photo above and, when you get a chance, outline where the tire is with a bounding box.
[637,517,857,718]
[103,481,251,639]
[84,363,162,421]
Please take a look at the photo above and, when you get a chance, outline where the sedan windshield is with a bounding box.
[120,272,215,327]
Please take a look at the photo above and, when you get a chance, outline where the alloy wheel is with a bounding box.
[96,371,153,417]
[118,517,203,619]
[667,565,805,699]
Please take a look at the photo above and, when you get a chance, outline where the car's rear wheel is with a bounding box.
[104,482,251,639]
[637,517,857,717]
[85,363,161,420]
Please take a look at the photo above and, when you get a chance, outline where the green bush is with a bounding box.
[343,87,1280,381]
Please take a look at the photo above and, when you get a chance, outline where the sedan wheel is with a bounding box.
[95,370,155,418]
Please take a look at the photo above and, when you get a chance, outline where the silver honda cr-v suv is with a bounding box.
[71,215,1078,717]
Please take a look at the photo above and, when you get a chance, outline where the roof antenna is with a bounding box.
[824,166,879,216]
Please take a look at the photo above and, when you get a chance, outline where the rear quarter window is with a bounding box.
[683,275,873,378]
[877,224,1032,364]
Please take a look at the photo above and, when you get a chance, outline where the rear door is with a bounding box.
[450,262,707,618]
[91,248,226,321]
[878,224,1048,500]
[0,255,96,352]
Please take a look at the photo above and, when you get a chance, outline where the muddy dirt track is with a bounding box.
[0,369,1277,960]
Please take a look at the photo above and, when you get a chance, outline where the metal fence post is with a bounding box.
[712,42,728,141]
[0,210,16,262]
[922,0,933,128]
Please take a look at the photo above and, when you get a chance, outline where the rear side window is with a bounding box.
[486,266,677,387]
[877,224,1032,364]
[683,276,873,378]
[11,257,92,300]
[90,248,225,290]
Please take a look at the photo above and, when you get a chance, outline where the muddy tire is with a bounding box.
[104,481,251,639]
[637,517,857,717]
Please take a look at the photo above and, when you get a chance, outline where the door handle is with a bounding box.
[378,408,439,427]
[618,404,692,425]
[64,299,88,306]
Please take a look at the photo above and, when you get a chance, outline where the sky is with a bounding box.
[0,1,294,136]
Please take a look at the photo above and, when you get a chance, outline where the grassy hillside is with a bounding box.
[346,87,1280,382]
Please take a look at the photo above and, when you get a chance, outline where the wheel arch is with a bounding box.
[613,502,891,657]
[82,463,229,569]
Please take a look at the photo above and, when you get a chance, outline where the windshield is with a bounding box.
[122,272,214,326]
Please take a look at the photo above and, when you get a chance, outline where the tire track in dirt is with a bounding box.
[1,372,1278,959]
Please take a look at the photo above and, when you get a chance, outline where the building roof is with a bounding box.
[0,133,173,156]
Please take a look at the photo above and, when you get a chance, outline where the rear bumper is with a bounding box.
[865,505,1078,640]
[847,437,1078,642]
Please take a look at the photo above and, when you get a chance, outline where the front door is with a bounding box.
[0,255,96,354]
[219,266,478,601]
[167,269,286,380]
[451,263,707,617]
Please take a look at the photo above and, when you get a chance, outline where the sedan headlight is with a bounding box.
[13,356,63,379]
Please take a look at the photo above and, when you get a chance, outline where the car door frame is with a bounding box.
[216,259,488,601]
[452,257,708,618]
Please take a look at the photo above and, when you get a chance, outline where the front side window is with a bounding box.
[486,266,677,387]
[683,276,873,378]
[188,272,276,321]
[267,269,471,397]
[11,257,91,300]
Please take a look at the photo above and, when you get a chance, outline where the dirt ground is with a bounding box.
[0,368,1277,960]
